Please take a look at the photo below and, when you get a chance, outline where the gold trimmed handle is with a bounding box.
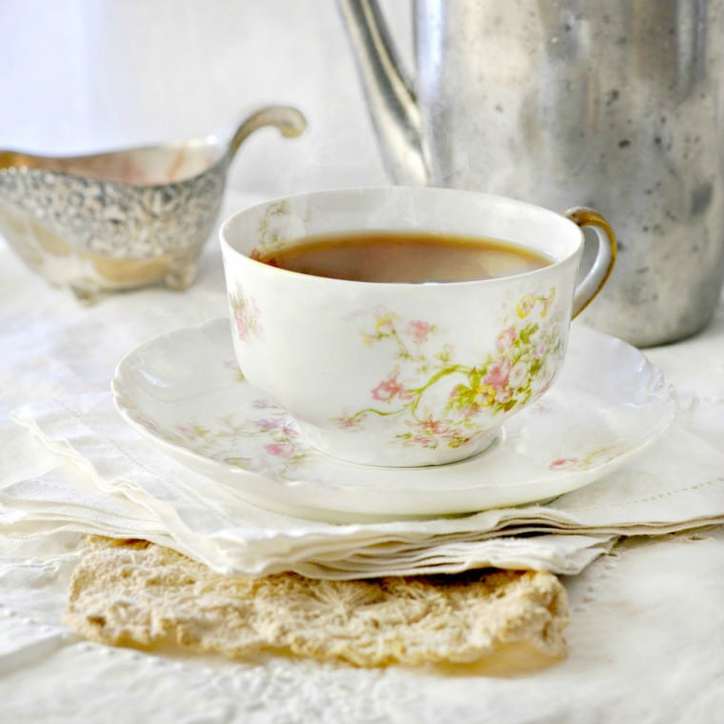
[565,207,617,319]
[226,106,307,162]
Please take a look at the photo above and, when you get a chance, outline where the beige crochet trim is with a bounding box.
[66,537,569,667]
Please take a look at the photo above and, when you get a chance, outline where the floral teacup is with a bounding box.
[220,187,615,467]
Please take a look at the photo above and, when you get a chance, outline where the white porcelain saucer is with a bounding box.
[112,319,676,522]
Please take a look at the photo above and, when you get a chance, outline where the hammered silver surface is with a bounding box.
[341,0,724,345]
[0,161,224,260]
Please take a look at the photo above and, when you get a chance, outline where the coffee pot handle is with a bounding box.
[565,207,617,319]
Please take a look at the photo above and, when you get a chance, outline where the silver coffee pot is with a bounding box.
[339,0,724,346]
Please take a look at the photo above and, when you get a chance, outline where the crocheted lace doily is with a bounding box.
[66,538,568,667]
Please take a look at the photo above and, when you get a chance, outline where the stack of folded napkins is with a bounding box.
[1,386,723,580]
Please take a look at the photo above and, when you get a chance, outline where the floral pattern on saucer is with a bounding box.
[549,443,629,472]
[170,406,308,477]
[112,319,676,520]
[115,384,309,479]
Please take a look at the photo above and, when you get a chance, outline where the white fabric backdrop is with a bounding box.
[0,0,410,193]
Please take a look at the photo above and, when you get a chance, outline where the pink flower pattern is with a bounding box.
[371,373,409,402]
[407,320,433,344]
[550,457,577,470]
[230,289,261,342]
[335,289,563,451]
[483,359,511,390]
[264,442,295,458]
[496,326,517,351]
[548,444,625,472]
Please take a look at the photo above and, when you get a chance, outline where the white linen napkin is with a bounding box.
[0,415,613,577]
[2,386,722,579]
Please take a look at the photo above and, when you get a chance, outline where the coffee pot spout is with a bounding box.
[337,0,429,185]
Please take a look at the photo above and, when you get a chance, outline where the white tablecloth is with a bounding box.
[0,526,722,724]
[1,187,724,722]
[2,2,723,717]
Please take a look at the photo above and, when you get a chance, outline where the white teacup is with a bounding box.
[220,187,615,467]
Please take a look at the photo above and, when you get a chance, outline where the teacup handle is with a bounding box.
[565,207,618,319]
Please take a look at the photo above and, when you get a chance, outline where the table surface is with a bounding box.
[1,3,723,716]
[1,187,723,722]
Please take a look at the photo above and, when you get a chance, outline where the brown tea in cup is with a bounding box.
[256,231,551,283]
